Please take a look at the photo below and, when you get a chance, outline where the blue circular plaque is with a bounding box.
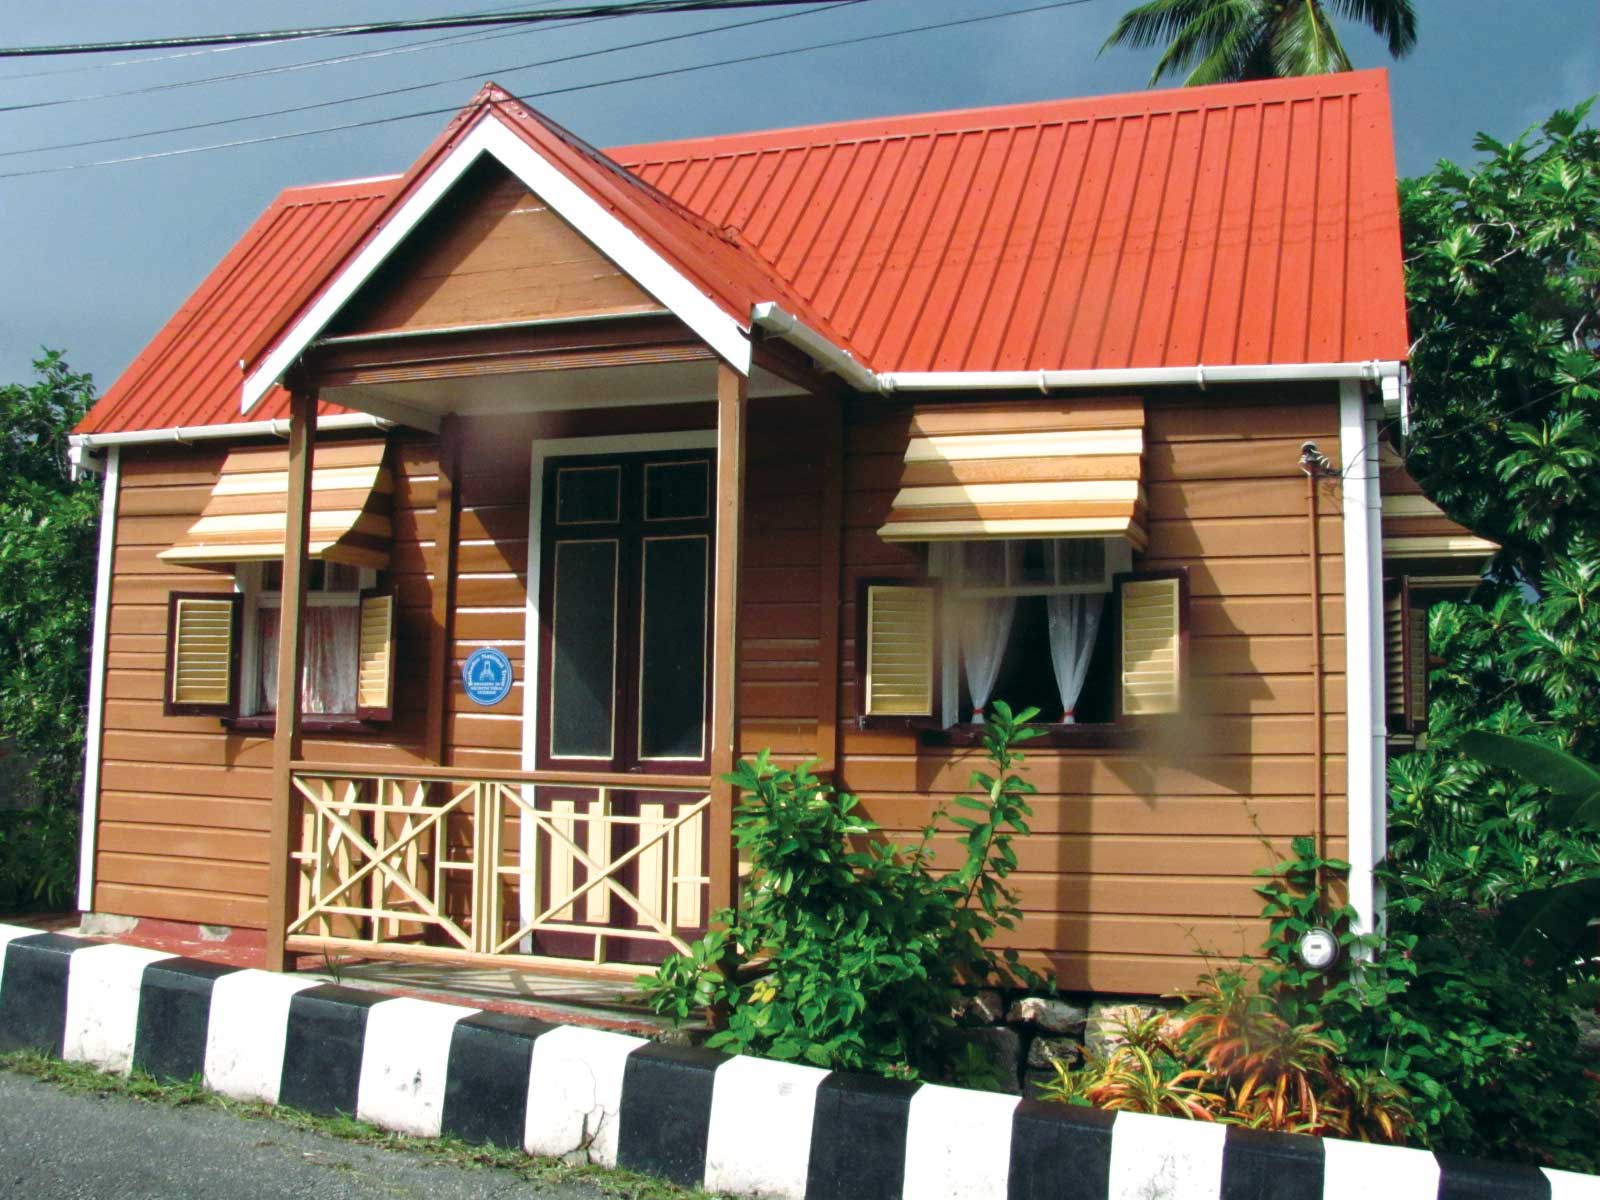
[462,647,514,707]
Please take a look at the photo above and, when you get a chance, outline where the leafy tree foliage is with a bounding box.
[0,350,99,808]
[1402,101,1600,579]
[1101,0,1417,86]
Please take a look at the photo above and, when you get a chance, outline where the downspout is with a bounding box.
[77,446,120,913]
[1301,442,1333,888]
[1339,381,1381,936]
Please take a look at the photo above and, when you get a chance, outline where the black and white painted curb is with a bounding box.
[2,924,1596,1199]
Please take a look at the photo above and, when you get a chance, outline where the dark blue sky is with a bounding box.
[2,0,1595,391]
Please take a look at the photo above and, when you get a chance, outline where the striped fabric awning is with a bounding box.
[1379,444,1497,564]
[877,399,1146,548]
[160,439,392,569]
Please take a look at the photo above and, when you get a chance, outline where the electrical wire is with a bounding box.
[0,0,845,58]
[0,0,1096,180]
[0,0,624,109]
[0,1,862,159]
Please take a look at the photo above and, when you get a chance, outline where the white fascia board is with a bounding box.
[1340,380,1380,936]
[751,302,1403,393]
[242,116,750,413]
[77,446,119,913]
[885,361,1404,391]
[69,413,392,451]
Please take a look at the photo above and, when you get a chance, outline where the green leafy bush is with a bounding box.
[640,701,1042,1078]
[1258,839,1598,1171]
[0,805,79,913]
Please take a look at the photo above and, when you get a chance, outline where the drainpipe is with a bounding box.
[1339,381,1383,937]
[1301,441,1333,889]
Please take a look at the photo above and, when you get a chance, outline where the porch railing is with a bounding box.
[286,764,712,971]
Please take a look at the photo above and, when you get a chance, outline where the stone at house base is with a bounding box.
[1575,1007,1600,1063]
[1026,1035,1083,1071]
[1006,995,1087,1034]
[952,988,1005,1026]
[198,924,233,943]
[945,1026,1022,1094]
[1084,998,1177,1059]
[79,913,138,937]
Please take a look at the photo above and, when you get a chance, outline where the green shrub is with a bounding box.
[1255,838,1600,1172]
[0,805,79,913]
[640,701,1042,1078]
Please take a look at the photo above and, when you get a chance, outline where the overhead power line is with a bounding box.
[0,0,1096,180]
[2,2,859,159]
[0,0,859,146]
[0,0,840,58]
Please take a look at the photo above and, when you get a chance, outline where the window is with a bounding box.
[941,538,1127,725]
[240,561,392,720]
[163,560,397,723]
[857,541,1187,731]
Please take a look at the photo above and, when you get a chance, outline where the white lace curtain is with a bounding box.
[960,596,1015,722]
[1046,593,1105,723]
[257,605,360,714]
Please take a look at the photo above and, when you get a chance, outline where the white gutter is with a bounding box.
[69,412,392,452]
[750,302,1406,393]
[1340,380,1385,937]
[77,446,119,914]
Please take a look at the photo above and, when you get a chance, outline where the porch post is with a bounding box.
[708,362,747,914]
[424,415,461,766]
[265,386,316,972]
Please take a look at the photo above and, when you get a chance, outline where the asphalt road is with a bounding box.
[0,1070,623,1199]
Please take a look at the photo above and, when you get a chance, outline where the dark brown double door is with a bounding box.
[532,448,713,961]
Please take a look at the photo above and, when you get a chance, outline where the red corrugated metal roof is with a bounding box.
[79,70,1408,436]
[78,177,400,433]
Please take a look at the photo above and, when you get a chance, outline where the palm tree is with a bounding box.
[1102,0,1418,87]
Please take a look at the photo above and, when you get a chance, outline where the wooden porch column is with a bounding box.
[424,416,461,766]
[708,362,748,914]
[265,387,316,973]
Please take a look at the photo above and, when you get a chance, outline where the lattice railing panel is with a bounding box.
[288,768,711,967]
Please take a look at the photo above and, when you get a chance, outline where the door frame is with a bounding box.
[519,429,716,941]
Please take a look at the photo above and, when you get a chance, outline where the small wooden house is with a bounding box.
[68,70,1490,994]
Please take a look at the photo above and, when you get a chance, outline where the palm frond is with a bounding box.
[1268,0,1352,77]
[1326,0,1418,57]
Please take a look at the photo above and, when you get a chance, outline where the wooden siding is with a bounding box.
[329,158,660,338]
[832,388,1348,995]
[95,437,441,930]
[91,387,1348,998]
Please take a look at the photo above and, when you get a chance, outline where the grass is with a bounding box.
[0,1051,727,1200]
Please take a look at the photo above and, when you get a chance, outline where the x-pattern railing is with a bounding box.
[288,765,711,968]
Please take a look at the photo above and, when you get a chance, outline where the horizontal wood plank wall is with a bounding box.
[329,157,660,339]
[738,395,825,762]
[832,388,1348,995]
[95,436,441,930]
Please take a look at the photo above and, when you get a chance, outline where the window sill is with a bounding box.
[916,722,1138,750]
[225,714,387,736]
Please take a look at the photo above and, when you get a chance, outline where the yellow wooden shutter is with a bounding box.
[865,584,936,717]
[356,589,396,719]
[1119,576,1183,716]
[1385,579,1429,734]
[165,593,239,715]
[1385,591,1407,724]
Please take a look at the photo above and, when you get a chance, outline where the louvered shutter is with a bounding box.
[1117,573,1186,717]
[164,592,241,717]
[1385,579,1429,734]
[864,584,936,717]
[356,588,397,721]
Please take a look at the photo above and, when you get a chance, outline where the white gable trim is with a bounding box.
[242,116,751,413]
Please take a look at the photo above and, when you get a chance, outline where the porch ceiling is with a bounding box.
[321,359,804,426]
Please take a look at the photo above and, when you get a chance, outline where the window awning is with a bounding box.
[1378,444,1497,565]
[877,399,1146,549]
[160,440,392,569]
